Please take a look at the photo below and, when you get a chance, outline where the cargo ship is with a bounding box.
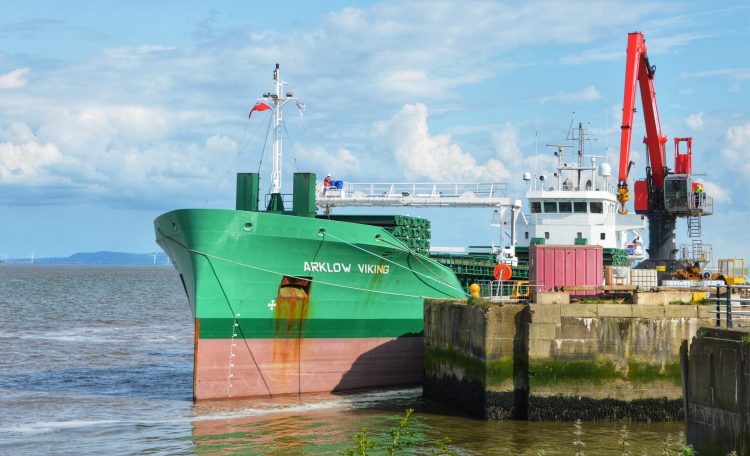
[154,65,521,400]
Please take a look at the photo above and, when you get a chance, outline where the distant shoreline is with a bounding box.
[0,263,172,266]
[0,251,171,266]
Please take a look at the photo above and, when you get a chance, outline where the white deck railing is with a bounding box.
[316,182,519,208]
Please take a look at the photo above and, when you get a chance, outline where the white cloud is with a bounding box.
[559,29,710,65]
[491,123,521,162]
[559,48,621,65]
[0,1,703,209]
[374,103,510,182]
[539,86,601,104]
[647,32,711,53]
[375,70,489,98]
[298,147,360,177]
[490,123,559,188]
[685,112,704,130]
[3,1,747,259]
[0,114,238,207]
[0,67,31,89]
[0,137,68,185]
[273,0,670,109]
[721,123,750,177]
[103,45,177,60]
[0,122,36,143]
[701,179,730,203]
[681,67,750,81]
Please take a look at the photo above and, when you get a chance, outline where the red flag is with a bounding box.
[249,102,271,118]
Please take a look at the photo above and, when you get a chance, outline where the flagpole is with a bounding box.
[258,64,297,211]
[271,64,282,195]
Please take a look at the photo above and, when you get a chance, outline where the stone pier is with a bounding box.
[424,297,712,421]
[423,299,529,419]
[683,327,750,455]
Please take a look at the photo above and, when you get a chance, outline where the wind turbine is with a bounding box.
[30,252,35,264]
[151,252,157,265]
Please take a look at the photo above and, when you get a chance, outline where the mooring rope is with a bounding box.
[158,229,457,299]
[159,233,274,396]
[375,234,464,295]
[321,231,468,297]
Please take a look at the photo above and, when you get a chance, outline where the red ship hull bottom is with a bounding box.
[193,336,424,400]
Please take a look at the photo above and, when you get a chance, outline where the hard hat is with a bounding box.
[327,173,331,177]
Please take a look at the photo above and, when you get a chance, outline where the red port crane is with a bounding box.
[615,32,712,268]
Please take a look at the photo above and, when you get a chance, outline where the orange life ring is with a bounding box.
[493,263,512,281]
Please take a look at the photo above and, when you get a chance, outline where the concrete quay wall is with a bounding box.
[424,298,712,421]
[423,300,529,419]
[683,327,750,455]
[527,301,710,420]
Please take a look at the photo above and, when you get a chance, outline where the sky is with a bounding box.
[1,0,749,263]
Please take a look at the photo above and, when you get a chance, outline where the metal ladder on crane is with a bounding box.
[688,221,714,264]
[691,238,704,261]
[687,213,704,260]
[688,215,701,237]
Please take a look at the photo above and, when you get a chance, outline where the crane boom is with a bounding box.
[613,32,713,269]
[616,32,668,214]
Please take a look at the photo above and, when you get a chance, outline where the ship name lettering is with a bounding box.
[357,264,390,274]
[303,261,352,273]
[302,261,388,274]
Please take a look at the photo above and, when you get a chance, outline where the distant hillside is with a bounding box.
[3,251,171,265]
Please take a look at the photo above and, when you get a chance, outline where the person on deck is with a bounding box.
[323,173,332,194]
[693,183,704,208]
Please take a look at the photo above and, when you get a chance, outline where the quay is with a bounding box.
[681,285,750,455]
[423,291,711,421]
[424,284,750,454]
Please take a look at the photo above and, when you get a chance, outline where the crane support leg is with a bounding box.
[646,208,677,261]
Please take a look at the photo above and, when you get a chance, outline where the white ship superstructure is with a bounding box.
[516,123,645,260]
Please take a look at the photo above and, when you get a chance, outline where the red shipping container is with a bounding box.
[530,245,603,299]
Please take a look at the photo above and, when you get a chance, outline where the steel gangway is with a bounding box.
[316,182,521,209]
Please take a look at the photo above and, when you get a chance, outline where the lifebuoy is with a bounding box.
[493,263,512,281]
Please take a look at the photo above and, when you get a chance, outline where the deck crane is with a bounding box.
[615,32,713,270]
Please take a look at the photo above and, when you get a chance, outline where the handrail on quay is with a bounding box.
[707,284,750,329]
[476,279,535,302]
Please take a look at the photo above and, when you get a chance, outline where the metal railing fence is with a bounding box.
[708,284,750,328]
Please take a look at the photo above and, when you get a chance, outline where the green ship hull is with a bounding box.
[155,207,465,400]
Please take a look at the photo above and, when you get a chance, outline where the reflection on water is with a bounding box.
[190,389,422,455]
[188,388,685,455]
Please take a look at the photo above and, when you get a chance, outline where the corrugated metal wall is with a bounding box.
[530,245,603,297]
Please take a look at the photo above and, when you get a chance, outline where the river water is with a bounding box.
[0,265,685,455]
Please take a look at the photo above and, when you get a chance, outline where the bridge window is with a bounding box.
[558,201,572,213]
[600,233,606,240]
[543,202,557,213]
[525,231,529,239]
[530,202,541,213]
[573,202,587,213]
[590,202,603,213]
[545,232,550,240]
[577,232,583,238]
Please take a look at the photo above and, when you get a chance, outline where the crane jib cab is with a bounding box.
[615,32,713,265]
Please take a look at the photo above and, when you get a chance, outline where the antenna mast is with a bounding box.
[259,64,297,210]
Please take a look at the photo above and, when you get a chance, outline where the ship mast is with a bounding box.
[261,63,297,211]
